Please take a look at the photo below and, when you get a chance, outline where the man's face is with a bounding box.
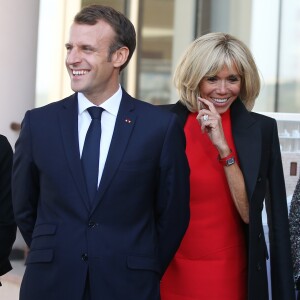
[65,20,118,103]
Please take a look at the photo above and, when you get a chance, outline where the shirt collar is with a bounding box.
[78,85,122,117]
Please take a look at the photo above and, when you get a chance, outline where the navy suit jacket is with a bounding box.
[12,90,190,300]
[0,135,16,281]
[169,99,295,300]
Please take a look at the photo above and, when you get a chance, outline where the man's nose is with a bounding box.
[66,48,81,65]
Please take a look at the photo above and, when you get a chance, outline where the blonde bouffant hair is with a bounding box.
[174,32,260,112]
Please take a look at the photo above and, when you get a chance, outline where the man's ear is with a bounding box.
[112,47,129,68]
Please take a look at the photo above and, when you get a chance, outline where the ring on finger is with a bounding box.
[203,114,209,121]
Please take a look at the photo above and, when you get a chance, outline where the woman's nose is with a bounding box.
[217,80,227,93]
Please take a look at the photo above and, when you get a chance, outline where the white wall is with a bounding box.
[0,0,40,148]
[35,0,81,108]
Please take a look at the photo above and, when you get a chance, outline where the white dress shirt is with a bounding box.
[78,86,122,186]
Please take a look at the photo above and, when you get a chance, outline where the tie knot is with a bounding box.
[87,106,104,120]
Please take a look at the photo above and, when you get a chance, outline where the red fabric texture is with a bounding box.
[161,109,247,299]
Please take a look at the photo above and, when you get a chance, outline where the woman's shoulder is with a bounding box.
[158,101,189,127]
[250,111,277,129]
[250,111,275,121]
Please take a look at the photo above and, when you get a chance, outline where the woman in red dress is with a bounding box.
[160,33,295,300]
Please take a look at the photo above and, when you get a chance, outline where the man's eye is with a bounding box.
[83,47,93,52]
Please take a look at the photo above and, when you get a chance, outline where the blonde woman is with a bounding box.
[160,32,294,300]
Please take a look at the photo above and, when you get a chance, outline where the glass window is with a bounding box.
[277,0,300,112]
[196,0,278,112]
[36,0,300,112]
[81,0,125,12]
[82,0,175,105]
[196,0,300,113]
[138,0,174,104]
[250,0,280,112]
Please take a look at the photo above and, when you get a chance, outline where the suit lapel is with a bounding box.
[59,94,90,210]
[92,91,136,212]
[170,101,190,127]
[231,99,261,200]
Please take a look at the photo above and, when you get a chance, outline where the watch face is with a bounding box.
[226,157,235,166]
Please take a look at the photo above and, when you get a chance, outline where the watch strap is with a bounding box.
[218,150,236,167]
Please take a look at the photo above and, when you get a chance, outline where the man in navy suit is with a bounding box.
[12,5,189,300]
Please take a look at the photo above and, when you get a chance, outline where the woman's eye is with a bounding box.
[207,77,217,82]
[228,76,239,82]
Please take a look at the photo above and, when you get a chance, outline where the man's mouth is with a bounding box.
[72,69,89,76]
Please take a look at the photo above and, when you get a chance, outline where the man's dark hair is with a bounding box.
[74,5,136,72]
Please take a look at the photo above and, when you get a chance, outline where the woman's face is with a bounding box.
[199,65,241,114]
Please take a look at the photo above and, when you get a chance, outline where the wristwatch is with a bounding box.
[218,150,236,167]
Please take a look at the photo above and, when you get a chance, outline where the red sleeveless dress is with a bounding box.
[160,109,247,300]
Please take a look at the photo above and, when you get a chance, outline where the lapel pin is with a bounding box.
[125,118,132,124]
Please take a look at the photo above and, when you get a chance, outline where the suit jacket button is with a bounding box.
[88,221,96,228]
[82,253,88,261]
[256,263,262,271]
[258,232,262,239]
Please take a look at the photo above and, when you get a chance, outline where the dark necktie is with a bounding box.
[81,106,104,204]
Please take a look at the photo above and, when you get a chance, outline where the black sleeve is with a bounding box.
[0,135,17,276]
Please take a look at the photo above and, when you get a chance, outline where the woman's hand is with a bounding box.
[196,97,249,223]
[196,97,230,157]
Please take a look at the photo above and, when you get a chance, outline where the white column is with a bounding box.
[126,0,140,97]
[0,0,40,147]
[35,0,81,108]
[170,0,197,102]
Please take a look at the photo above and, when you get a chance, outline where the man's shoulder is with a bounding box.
[30,94,76,114]
[134,99,169,111]
[121,89,182,124]
[135,100,181,127]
